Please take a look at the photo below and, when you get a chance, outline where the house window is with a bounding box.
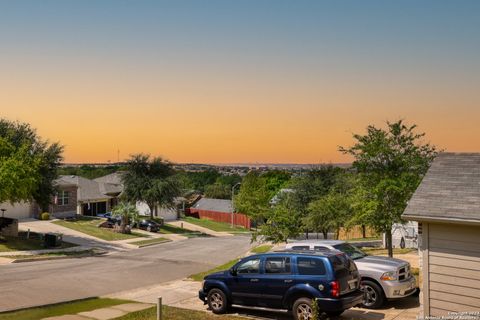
[58,191,69,206]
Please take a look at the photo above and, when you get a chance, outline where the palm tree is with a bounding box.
[111,202,138,234]
[122,154,181,219]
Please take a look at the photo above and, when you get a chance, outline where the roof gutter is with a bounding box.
[402,214,480,226]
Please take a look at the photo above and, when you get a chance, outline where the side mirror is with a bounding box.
[230,268,237,276]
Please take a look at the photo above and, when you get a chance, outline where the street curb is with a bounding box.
[133,239,172,248]
[10,250,108,263]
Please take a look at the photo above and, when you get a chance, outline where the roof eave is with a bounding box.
[402,214,480,226]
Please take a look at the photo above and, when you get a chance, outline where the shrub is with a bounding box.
[40,212,50,220]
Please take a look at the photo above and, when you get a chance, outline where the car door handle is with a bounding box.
[284,279,293,283]
[250,279,259,282]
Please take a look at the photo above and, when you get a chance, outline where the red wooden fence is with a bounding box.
[186,208,251,229]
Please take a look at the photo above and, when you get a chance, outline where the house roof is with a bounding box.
[56,175,112,202]
[94,172,124,185]
[402,153,480,224]
[192,198,232,213]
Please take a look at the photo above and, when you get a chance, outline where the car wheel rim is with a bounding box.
[361,284,377,306]
[296,303,313,320]
[210,293,223,310]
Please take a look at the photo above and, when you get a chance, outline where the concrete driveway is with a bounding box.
[0,235,252,312]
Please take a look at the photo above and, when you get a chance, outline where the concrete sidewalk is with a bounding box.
[106,279,204,311]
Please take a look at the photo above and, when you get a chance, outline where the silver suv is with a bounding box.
[286,240,417,308]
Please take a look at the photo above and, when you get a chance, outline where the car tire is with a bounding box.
[325,310,344,318]
[292,297,315,320]
[207,288,228,314]
[361,280,384,309]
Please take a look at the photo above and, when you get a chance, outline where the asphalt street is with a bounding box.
[0,235,251,312]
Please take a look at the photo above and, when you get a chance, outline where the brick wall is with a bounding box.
[50,186,78,218]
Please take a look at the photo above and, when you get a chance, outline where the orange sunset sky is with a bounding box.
[1,1,480,164]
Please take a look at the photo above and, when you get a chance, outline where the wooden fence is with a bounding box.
[338,225,378,240]
[185,208,251,229]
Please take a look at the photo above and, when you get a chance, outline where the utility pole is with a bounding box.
[231,182,241,228]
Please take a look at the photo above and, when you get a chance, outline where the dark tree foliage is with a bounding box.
[0,119,63,211]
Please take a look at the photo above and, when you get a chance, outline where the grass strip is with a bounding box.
[0,298,130,320]
[250,244,273,254]
[130,237,171,247]
[189,258,240,281]
[113,306,246,320]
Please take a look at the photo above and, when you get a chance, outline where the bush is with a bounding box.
[40,212,50,220]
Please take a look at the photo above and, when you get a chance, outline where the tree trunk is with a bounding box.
[305,229,309,240]
[362,225,366,238]
[322,230,328,239]
[385,228,393,257]
[335,228,340,240]
[148,203,154,219]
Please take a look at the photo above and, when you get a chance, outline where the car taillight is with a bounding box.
[330,280,340,298]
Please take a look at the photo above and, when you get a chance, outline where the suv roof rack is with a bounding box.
[271,249,337,256]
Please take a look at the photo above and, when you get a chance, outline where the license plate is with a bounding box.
[348,280,357,289]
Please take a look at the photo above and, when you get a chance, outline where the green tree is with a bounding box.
[0,119,63,210]
[234,172,272,224]
[122,154,180,219]
[111,202,139,234]
[257,194,302,243]
[340,120,437,257]
[288,166,344,237]
[0,138,40,203]
[305,192,350,240]
[204,182,231,199]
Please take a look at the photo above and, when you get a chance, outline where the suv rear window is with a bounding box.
[265,257,291,274]
[296,257,326,275]
[291,246,310,250]
[328,254,357,278]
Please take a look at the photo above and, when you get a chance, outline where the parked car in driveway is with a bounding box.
[286,240,417,309]
[134,219,161,232]
[199,250,363,319]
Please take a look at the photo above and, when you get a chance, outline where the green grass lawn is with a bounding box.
[113,306,246,320]
[182,217,248,233]
[130,237,171,247]
[190,258,240,281]
[346,236,382,242]
[0,298,130,320]
[251,244,273,254]
[0,236,76,252]
[53,217,146,241]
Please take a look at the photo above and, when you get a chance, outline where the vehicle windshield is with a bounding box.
[333,243,367,260]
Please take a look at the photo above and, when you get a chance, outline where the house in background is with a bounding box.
[55,175,117,216]
[403,153,480,317]
[136,197,186,221]
[187,197,251,229]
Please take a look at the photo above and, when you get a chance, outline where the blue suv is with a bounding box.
[199,250,363,319]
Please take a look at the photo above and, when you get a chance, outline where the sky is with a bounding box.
[1,0,480,164]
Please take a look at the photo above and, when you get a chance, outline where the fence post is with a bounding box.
[157,297,162,320]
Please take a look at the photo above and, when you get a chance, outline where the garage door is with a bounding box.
[0,202,33,219]
[428,223,480,316]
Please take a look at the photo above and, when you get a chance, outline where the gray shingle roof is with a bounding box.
[402,153,480,223]
[56,175,112,202]
[193,198,233,213]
